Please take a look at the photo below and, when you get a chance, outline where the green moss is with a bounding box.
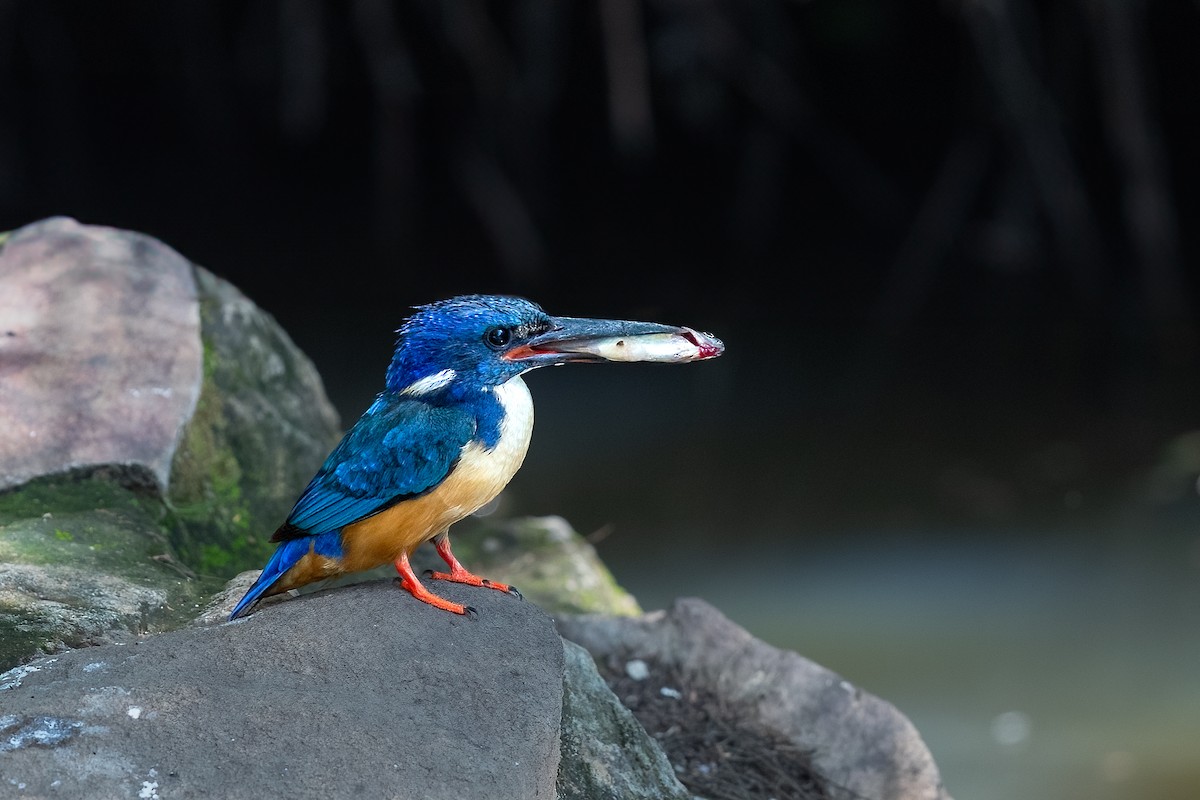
[0,473,151,522]
[0,616,55,672]
[0,473,222,670]
[166,346,273,577]
[0,479,173,576]
[163,270,341,580]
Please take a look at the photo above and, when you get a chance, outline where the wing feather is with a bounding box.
[275,398,476,539]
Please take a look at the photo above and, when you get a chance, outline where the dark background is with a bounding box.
[3,2,1199,798]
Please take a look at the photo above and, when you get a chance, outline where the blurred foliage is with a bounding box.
[0,0,1196,350]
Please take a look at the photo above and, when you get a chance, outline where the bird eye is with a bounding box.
[485,327,512,349]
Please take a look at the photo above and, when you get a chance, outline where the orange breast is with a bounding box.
[274,376,535,592]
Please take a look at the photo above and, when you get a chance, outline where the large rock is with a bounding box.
[0,580,564,800]
[0,218,342,670]
[558,598,953,800]
[0,217,202,492]
[164,265,341,574]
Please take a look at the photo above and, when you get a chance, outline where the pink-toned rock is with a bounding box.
[0,217,202,491]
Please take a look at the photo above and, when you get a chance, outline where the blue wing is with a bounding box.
[278,396,477,538]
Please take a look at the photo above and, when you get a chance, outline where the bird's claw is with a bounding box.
[481,577,522,599]
[463,605,478,619]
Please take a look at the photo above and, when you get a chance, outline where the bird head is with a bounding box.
[385,294,722,396]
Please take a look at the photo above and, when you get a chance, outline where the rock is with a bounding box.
[0,579,564,800]
[557,640,690,800]
[557,597,953,800]
[0,218,342,669]
[0,217,202,493]
[165,265,341,575]
[413,515,642,617]
[0,216,341,579]
[205,514,645,623]
[0,474,216,672]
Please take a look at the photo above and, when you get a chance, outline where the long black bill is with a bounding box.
[504,315,724,365]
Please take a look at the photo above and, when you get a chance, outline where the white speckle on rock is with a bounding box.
[127,707,143,720]
[659,686,682,700]
[83,662,107,673]
[263,351,286,380]
[138,780,159,799]
[0,663,42,692]
[991,710,1032,746]
[0,715,84,751]
[624,659,650,681]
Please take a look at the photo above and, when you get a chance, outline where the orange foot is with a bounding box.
[427,535,523,599]
[394,553,475,616]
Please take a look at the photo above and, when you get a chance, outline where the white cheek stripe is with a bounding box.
[400,368,457,396]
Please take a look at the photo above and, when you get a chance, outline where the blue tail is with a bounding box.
[229,532,343,620]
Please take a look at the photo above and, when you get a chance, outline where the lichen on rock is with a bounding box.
[0,473,218,671]
[164,267,341,578]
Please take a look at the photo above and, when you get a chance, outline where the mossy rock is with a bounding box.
[164,268,341,578]
[252,514,644,619]
[0,219,341,669]
[0,473,220,671]
[446,515,642,616]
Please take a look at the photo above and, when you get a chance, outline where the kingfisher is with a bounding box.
[230,294,723,619]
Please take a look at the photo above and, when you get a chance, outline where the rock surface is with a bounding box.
[429,516,643,617]
[206,514,645,623]
[165,265,341,575]
[0,474,214,673]
[558,597,953,800]
[0,217,202,492]
[557,639,690,800]
[0,218,342,670]
[0,580,564,800]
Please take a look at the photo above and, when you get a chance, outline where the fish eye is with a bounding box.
[485,327,512,349]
